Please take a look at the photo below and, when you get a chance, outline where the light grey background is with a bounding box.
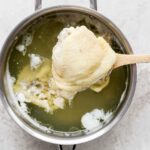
[0,0,150,150]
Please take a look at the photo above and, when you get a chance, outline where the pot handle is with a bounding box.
[35,0,97,11]
[58,145,77,150]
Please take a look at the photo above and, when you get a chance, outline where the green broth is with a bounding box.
[9,14,128,132]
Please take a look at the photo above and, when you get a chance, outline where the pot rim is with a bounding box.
[0,5,137,145]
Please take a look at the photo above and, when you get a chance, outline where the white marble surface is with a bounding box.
[0,0,150,149]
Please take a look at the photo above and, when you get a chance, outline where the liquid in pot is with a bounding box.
[8,13,129,132]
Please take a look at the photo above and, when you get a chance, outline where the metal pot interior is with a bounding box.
[0,6,136,144]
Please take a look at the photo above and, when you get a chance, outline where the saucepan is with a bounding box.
[0,0,137,149]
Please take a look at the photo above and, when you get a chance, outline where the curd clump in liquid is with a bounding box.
[51,26,116,100]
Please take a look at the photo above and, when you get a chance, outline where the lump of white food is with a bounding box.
[52,25,116,100]
[81,113,100,130]
[81,109,112,130]
[16,44,26,53]
[13,58,64,113]
[29,54,43,69]
[53,97,65,109]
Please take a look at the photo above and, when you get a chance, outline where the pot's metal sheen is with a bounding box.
[0,0,137,146]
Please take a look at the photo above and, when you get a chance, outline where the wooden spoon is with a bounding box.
[114,54,150,69]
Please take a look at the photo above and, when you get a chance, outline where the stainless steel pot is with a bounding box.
[0,0,137,149]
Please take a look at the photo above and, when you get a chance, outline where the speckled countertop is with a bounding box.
[0,0,150,150]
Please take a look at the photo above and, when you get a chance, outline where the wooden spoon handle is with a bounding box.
[114,53,150,68]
